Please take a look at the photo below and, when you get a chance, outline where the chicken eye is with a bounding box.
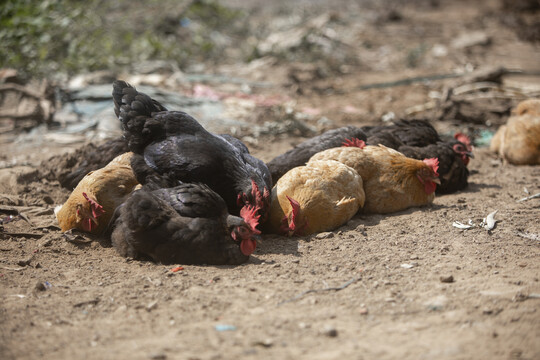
[453,144,464,153]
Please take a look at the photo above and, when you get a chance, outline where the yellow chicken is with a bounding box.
[56,152,139,234]
[266,160,365,236]
[490,99,540,165]
[309,145,440,214]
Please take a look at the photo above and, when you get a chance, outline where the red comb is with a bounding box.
[342,138,366,148]
[240,204,261,234]
[422,158,439,176]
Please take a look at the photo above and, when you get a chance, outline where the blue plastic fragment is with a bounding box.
[214,324,237,332]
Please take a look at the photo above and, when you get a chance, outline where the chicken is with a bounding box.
[112,80,271,220]
[362,119,441,147]
[111,183,261,265]
[45,136,129,189]
[309,145,440,214]
[266,126,367,183]
[56,152,139,234]
[490,99,540,165]
[361,119,473,194]
[266,160,365,236]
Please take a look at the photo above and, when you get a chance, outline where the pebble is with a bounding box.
[321,325,338,337]
[146,300,158,311]
[35,281,47,291]
[315,232,334,239]
[17,258,32,267]
[440,275,455,283]
[42,195,54,204]
[254,338,274,348]
[359,307,369,315]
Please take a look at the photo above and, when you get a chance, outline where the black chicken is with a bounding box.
[111,183,260,265]
[266,126,368,183]
[361,119,474,194]
[112,80,271,219]
[45,136,129,189]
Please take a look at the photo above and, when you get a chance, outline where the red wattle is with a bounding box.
[240,238,256,256]
[424,181,437,195]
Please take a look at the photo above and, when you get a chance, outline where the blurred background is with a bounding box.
[0,0,539,160]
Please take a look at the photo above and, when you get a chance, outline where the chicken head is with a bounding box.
[418,158,441,195]
[230,204,261,256]
[76,192,105,232]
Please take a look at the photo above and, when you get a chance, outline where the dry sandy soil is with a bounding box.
[1,1,539,359]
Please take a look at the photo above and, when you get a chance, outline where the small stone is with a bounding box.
[42,195,54,205]
[272,263,281,268]
[146,300,158,311]
[400,263,414,269]
[17,258,32,267]
[35,281,47,291]
[315,232,334,239]
[359,307,368,315]
[440,275,454,283]
[331,265,339,272]
[291,259,300,264]
[322,325,338,337]
[254,338,274,348]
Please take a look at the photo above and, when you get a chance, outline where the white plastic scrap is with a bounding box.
[481,210,498,230]
[452,221,473,229]
[453,211,498,231]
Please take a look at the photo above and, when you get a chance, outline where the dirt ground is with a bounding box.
[1,1,540,359]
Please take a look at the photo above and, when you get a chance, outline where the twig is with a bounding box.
[516,231,540,241]
[517,193,540,202]
[0,266,25,271]
[2,232,43,239]
[73,298,100,307]
[278,277,360,306]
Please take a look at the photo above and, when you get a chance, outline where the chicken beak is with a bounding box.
[466,151,475,159]
[433,178,441,185]
[252,234,262,245]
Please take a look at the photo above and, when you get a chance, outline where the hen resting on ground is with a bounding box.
[266,126,367,183]
[309,144,440,214]
[490,99,540,165]
[361,119,473,194]
[56,152,139,234]
[111,183,260,265]
[266,160,365,236]
[112,80,271,221]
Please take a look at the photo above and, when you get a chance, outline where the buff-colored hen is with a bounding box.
[266,160,365,236]
[490,99,540,165]
[309,145,439,214]
[56,152,139,234]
